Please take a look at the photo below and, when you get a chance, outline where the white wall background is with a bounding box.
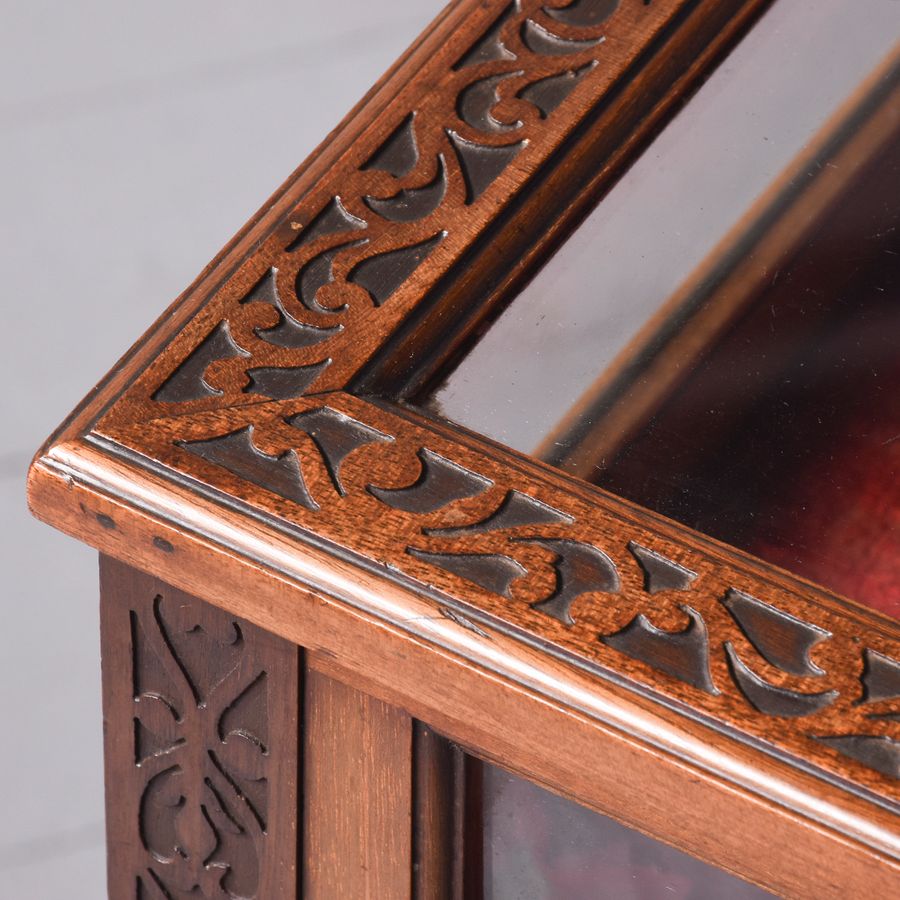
[0,3,436,895]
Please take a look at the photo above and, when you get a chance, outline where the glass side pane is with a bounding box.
[480,762,770,899]
[426,0,900,616]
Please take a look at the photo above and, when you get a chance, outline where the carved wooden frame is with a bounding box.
[27,1,900,896]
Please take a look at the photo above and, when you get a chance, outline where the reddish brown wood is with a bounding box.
[375,0,774,399]
[25,0,900,897]
[29,464,900,897]
[94,0,699,431]
[461,753,485,900]
[88,389,900,805]
[412,724,464,900]
[99,555,299,898]
[303,667,413,898]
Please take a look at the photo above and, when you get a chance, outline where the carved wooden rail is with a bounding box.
[28,0,900,896]
[95,392,900,801]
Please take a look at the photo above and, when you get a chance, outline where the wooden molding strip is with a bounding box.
[88,391,900,808]
[93,0,746,430]
[28,433,900,896]
[27,0,898,895]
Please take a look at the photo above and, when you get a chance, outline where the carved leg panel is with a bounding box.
[99,556,299,899]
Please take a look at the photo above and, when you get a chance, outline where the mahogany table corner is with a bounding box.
[27,1,900,897]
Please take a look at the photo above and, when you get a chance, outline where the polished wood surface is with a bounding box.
[303,669,413,898]
[99,556,299,897]
[34,450,900,896]
[83,390,900,805]
[26,1,899,896]
[411,723,466,900]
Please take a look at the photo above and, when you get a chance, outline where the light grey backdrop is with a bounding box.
[0,3,434,895]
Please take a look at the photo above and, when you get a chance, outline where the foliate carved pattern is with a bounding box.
[84,0,896,815]
[100,394,900,797]
[102,565,297,898]
[107,0,673,423]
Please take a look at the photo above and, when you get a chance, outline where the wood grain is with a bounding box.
[411,722,467,900]
[30,442,900,897]
[82,0,772,436]
[379,0,774,400]
[25,0,899,895]
[303,668,413,899]
[90,390,900,804]
[99,555,300,899]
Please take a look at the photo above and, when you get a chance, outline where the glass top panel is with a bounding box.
[425,0,900,617]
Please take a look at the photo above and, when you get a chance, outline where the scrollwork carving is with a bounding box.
[101,564,297,898]
[113,0,666,421]
[87,0,900,832]
[100,394,900,794]
[133,595,268,898]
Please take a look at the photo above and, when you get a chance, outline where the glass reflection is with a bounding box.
[481,763,770,899]
[427,0,900,615]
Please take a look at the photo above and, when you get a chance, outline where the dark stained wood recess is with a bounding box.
[27,1,900,897]
[410,722,473,900]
